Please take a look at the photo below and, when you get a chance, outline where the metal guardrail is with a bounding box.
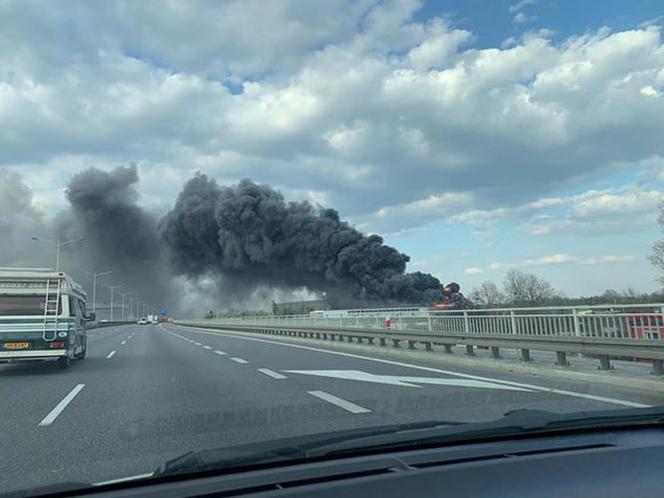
[88,320,134,329]
[177,303,664,375]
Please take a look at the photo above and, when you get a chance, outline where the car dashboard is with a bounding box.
[25,426,664,498]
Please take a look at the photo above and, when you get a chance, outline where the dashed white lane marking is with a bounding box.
[307,390,371,414]
[203,346,212,350]
[169,324,650,409]
[258,368,287,379]
[121,340,127,345]
[214,350,226,356]
[194,342,202,346]
[106,351,116,359]
[39,384,86,426]
[231,357,248,364]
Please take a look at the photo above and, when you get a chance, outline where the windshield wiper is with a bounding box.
[155,406,664,477]
[155,419,465,476]
[320,406,664,457]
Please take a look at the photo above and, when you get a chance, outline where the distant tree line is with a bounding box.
[470,269,664,308]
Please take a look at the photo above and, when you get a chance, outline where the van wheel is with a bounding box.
[57,355,70,370]
[75,345,87,360]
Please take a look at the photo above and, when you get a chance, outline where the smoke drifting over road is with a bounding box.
[160,175,441,306]
[2,166,440,311]
[66,165,171,305]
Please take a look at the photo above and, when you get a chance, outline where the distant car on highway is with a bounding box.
[137,317,149,325]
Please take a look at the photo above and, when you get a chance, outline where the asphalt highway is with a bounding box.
[2,323,662,495]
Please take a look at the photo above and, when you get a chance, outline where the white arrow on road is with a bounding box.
[284,370,531,392]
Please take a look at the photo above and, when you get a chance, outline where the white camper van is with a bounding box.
[0,268,92,369]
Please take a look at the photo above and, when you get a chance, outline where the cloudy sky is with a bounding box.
[2,0,664,296]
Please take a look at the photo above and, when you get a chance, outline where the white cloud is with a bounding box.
[355,191,472,233]
[634,155,664,183]
[513,12,536,24]
[641,85,661,97]
[577,255,634,265]
[0,0,663,238]
[524,189,663,236]
[406,21,472,70]
[482,253,634,272]
[464,266,483,275]
[510,0,537,24]
[448,187,663,237]
[509,0,537,14]
[522,254,574,266]
[572,190,662,217]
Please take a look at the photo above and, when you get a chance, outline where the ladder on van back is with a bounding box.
[43,277,62,341]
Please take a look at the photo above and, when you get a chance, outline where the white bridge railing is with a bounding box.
[179,304,664,374]
[206,304,664,341]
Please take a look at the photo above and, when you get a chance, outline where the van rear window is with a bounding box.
[0,295,61,315]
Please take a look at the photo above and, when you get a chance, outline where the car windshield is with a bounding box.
[1,0,664,496]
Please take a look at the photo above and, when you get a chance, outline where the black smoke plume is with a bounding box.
[160,175,441,306]
[66,165,170,306]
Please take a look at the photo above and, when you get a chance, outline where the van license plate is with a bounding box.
[4,342,29,350]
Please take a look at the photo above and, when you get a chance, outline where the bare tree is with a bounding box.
[503,269,557,305]
[650,203,664,285]
[470,281,505,307]
[622,287,638,299]
[601,289,621,304]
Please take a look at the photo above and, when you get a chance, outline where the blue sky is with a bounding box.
[419,0,664,47]
[399,0,664,294]
[1,0,663,298]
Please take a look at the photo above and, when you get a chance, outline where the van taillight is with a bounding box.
[49,341,65,348]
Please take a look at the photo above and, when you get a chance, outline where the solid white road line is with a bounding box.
[121,340,126,345]
[106,351,116,359]
[203,346,212,350]
[39,384,86,427]
[308,390,371,414]
[231,357,249,364]
[258,368,287,379]
[168,324,650,409]
[214,350,226,356]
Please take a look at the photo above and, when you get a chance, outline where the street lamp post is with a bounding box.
[87,270,112,315]
[31,236,86,272]
[129,297,137,320]
[122,293,134,321]
[120,292,129,321]
[106,284,124,322]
